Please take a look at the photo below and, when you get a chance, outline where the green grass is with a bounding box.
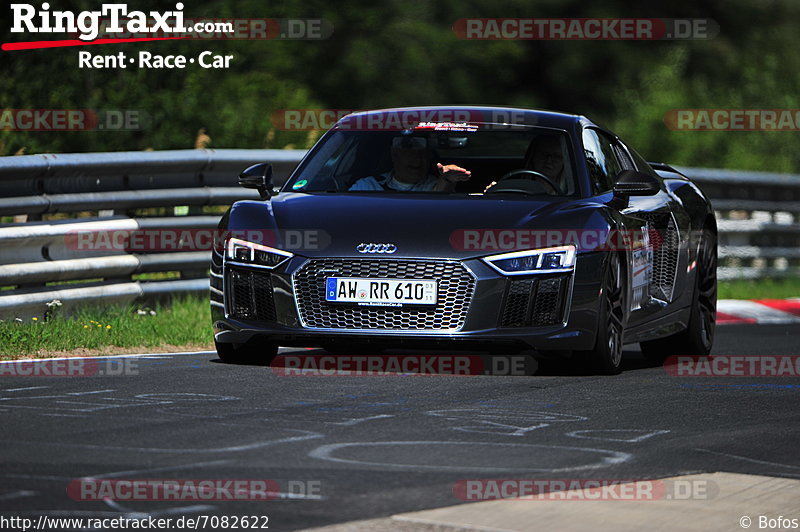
[718,278,800,300]
[0,295,212,359]
[0,279,797,360]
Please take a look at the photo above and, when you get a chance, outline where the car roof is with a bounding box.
[334,105,594,131]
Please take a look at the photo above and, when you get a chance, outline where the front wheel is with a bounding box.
[215,338,278,365]
[577,253,626,375]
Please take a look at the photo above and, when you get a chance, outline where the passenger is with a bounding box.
[350,135,471,192]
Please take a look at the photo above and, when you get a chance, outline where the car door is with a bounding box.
[582,127,679,325]
[617,139,694,320]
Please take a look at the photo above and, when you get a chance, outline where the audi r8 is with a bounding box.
[210,106,717,374]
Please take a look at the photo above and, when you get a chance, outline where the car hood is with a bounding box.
[228,192,605,259]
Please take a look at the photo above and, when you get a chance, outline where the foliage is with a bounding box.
[1,0,799,173]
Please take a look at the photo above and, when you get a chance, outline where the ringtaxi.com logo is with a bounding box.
[4,3,332,54]
[4,5,329,72]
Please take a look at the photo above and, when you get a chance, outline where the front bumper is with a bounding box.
[210,252,606,352]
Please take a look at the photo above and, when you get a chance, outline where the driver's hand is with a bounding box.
[437,163,471,183]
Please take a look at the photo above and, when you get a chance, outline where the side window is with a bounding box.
[625,144,660,177]
[612,143,634,170]
[582,129,621,194]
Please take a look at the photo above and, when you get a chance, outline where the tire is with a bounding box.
[577,252,626,375]
[640,228,717,362]
[215,338,278,365]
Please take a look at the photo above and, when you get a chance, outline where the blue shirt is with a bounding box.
[349,172,439,191]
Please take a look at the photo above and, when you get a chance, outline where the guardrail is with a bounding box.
[0,149,305,319]
[675,166,800,281]
[0,151,796,319]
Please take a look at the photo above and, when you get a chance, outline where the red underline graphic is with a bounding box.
[2,37,188,51]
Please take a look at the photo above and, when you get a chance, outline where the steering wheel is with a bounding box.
[492,169,562,195]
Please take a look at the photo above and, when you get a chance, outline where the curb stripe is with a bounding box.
[717,299,800,325]
[754,299,800,317]
[715,311,756,325]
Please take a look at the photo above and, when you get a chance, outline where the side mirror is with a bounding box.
[238,163,275,199]
[612,169,661,197]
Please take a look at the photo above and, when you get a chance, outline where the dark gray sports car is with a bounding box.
[210,106,716,374]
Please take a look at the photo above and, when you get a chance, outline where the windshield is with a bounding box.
[286,126,577,196]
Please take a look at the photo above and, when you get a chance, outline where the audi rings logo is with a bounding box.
[356,242,397,254]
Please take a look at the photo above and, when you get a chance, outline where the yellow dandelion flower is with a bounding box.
[106,325,111,329]
[32,317,38,321]
[84,325,89,329]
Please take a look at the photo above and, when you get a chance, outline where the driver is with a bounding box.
[484,134,567,193]
[525,135,565,185]
[350,135,471,192]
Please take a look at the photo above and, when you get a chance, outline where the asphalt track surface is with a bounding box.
[1,323,799,531]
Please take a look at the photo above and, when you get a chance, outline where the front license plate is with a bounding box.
[325,277,437,306]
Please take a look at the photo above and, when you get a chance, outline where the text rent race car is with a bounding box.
[210,107,717,374]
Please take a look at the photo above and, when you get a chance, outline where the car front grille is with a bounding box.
[228,268,277,322]
[292,259,475,331]
[501,275,568,328]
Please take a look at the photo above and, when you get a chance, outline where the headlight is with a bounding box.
[483,245,576,275]
[226,237,293,269]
